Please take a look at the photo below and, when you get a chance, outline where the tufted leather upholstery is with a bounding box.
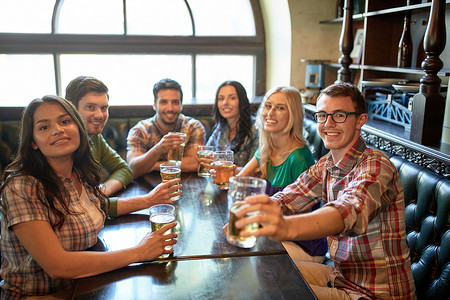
[0,121,20,174]
[391,156,450,299]
[303,117,329,161]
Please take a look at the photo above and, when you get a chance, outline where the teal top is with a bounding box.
[90,134,133,217]
[255,146,327,257]
[255,146,315,194]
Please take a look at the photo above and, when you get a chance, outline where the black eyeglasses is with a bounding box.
[313,111,359,123]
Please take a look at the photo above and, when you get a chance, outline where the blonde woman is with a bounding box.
[239,86,327,263]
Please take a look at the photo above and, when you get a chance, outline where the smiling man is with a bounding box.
[65,76,182,218]
[234,82,416,299]
[126,78,205,177]
[65,76,132,197]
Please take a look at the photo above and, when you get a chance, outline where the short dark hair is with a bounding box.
[65,76,109,108]
[318,82,367,114]
[153,78,183,103]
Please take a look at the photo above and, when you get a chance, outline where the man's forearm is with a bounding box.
[116,195,146,216]
[128,149,161,177]
[180,156,199,172]
[285,206,345,241]
[103,179,124,196]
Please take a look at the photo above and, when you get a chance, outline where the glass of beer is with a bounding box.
[167,132,187,164]
[160,162,181,201]
[149,204,176,258]
[212,150,234,190]
[227,176,267,248]
[197,145,214,177]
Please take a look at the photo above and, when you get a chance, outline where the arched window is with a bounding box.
[0,0,265,106]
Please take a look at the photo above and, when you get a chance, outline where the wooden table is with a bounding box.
[72,173,317,299]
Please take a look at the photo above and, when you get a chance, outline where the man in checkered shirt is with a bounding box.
[234,82,416,299]
[127,78,205,177]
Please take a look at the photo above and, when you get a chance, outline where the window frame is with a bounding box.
[0,0,266,102]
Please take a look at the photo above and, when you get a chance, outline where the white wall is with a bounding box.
[259,0,292,88]
[260,0,341,92]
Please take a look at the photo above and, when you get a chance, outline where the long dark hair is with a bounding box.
[212,81,253,152]
[0,95,107,229]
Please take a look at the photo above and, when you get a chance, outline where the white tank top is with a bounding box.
[80,185,104,230]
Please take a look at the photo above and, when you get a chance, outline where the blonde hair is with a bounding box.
[255,86,306,178]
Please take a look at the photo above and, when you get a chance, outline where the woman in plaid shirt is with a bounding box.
[234,83,416,299]
[0,96,177,299]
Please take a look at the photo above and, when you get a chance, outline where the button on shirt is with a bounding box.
[0,174,106,298]
[127,114,206,161]
[272,138,416,299]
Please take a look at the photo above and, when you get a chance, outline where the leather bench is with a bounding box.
[391,156,449,299]
[0,121,20,174]
[303,117,329,161]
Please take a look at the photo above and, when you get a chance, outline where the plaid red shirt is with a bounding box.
[0,174,105,298]
[272,137,416,299]
[126,114,205,161]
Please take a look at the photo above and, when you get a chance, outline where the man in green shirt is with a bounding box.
[66,76,180,217]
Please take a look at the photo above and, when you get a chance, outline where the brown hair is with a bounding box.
[318,82,367,114]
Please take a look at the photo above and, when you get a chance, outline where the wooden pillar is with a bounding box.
[410,0,446,146]
[337,0,354,83]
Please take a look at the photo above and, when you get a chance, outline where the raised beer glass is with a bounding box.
[227,176,266,248]
[160,161,181,200]
[197,145,214,177]
[149,204,176,258]
[212,150,234,190]
[167,132,186,164]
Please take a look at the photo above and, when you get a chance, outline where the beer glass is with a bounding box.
[160,162,181,200]
[227,176,266,248]
[212,150,234,190]
[197,145,214,177]
[167,132,187,164]
[149,204,176,258]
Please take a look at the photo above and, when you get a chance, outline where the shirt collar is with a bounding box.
[152,114,184,135]
[325,137,366,172]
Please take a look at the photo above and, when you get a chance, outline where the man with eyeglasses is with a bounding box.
[233,82,416,299]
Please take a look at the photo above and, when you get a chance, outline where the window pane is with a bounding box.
[57,0,123,34]
[196,55,254,103]
[60,54,192,106]
[0,55,56,106]
[189,0,255,36]
[127,0,192,36]
[0,0,54,33]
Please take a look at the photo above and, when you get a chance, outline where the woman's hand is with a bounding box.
[210,163,237,181]
[199,156,213,173]
[234,195,289,241]
[136,222,178,261]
